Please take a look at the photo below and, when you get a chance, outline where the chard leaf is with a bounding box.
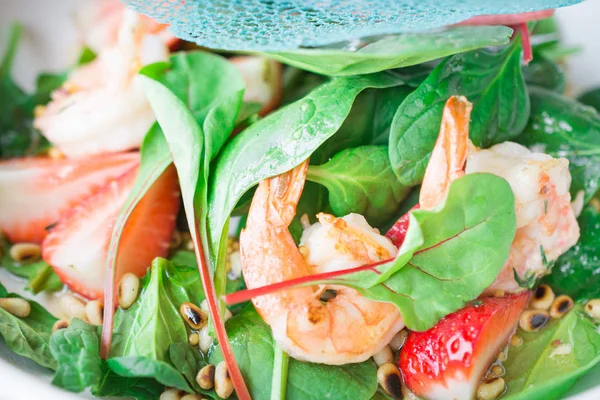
[543,206,600,300]
[0,287,57,369]
[517,86,600,202]
[107,356,192,392]
[111,258,187,361]
[209,307,378,400]
[389,39,529,186]
[207,72,405,263]
[504,307,600,400]
[264,26,512,76]
[307,145,410,227]
[50,319,103,392]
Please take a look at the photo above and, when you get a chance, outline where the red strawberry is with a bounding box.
[0,153,140,243]
[230,56,283,116]
[399,292,530,400]
[42,165,180,300]
[386,204,420,248]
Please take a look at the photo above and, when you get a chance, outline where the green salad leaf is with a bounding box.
[518,86,600,202]
[504,307,600,400]
[0,242,62,293]
[107,356,192,392]
[0,283,57,369]
[307,145,410,227]
[389,39,529,186]
[288,181,330,244]
[264,26,512,76]
[169,343,209,393]
[543,206,600,300]
[523,53,566,93]
[578,87,600,112]
[209,307,378,400]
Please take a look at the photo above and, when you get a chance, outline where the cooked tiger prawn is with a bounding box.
[239,162,404,365]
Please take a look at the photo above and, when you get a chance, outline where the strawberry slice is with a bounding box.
[0,153,140,243]
[399,292,530,400]
[386,204,420,248]
[42,165,180,300]
[230,56,283,116]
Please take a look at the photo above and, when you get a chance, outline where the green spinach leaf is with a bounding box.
[209,307,378,400]
[0,288,57,369]
[307,145,410,227]
[169,343,209,393]
[517,86,600,202]
[92,373,164,400]
[288,181,329,243]
[389,39,529,186]
[107,356,192,392]
[1,242,62,293]
[543,206,600,300]
[264,26,512,76]
[523,53,566,93]
[578,87,600,112]
[504,307,600,400]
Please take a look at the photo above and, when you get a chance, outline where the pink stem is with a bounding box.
[458,10,554,26]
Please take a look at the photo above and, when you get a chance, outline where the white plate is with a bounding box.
[1,1,600,399]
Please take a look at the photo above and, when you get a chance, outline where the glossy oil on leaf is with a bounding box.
[264,26,512,76]
[504,307,600,400]
[389,40,529,186]
[518,86,600,202]
[307,145,410,227]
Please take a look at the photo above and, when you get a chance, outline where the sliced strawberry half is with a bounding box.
[0,153,140,243]
[399,292,530,400]
[42,165,180,300]
[386,204,420,248]
[230,56,283,116]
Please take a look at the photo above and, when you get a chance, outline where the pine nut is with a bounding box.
[181,395,204,400]
[510,335,523,347]
[496,351,507,362]
[531,284,555,310]
[476,377,505,400]
[118,273,140,310]
[59,294,87,321]
[180,302,208,330]
[519,310,550,332]
[9,243,41,263]
[0,298,31,317]
[188,333,199,346]
[493,290,505,298]
[52,319,69,332]
[389,329,408,352]
[585,299,600,320]
[47,147,65,159]
[549,295,573,319]
[491,365,505,377]
[215,361,234,399]
[373,345,394,366]
[85,300,103,326]
[199,327,213,353]
[196,364,215,390]
[377,362,403,399]
[159,388,182,400]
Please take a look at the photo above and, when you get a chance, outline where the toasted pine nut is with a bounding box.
[389,329,408,352]
[373,345,394,366]
[196,364,215,390]
[510,335,523,347]
[188,333,199,346]
[9,243,41,263]
[493,290,505,298]
[519,309,550,332]
[85,300,103,326]
[0,298,31,317]
[491,365,505,377]
[199,327,213,353]
[180,302,208,330]
[159,388,182,400]
[118,273,140,310]
[59,294,87,321]
[476,377,505,400]
[181,395,203,400]
[215,361,234,399]
[52,319,69,332]
[531,284,555,310]
[549,295,573,319]
[496,351,507,362]
[585,299,600,320]
[377,362,403,399]
[47,147,65,159]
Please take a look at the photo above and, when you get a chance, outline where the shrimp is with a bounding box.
[34,11,169,158]
[239,161,404,365]
[419,98,580,294]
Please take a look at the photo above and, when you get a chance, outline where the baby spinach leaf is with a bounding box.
[111,258,188,361]
[282,68,329,105]
[389,39,529,186]
[0,244,62,293]
[543,206,600,300]
[0,290,57,369]
[307,145,410,227]
[578,87,600,112]
[207,72,404,261]
[209,307,378,400]
[50,319,103,392]
[107,356,192,392]
[523,53,566,93]
[504,307,600,400]
[517,86,600,202]
[169,343,208,393]
[288,181,329,244]
[264,26,512,76]
[92,373,164,400]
